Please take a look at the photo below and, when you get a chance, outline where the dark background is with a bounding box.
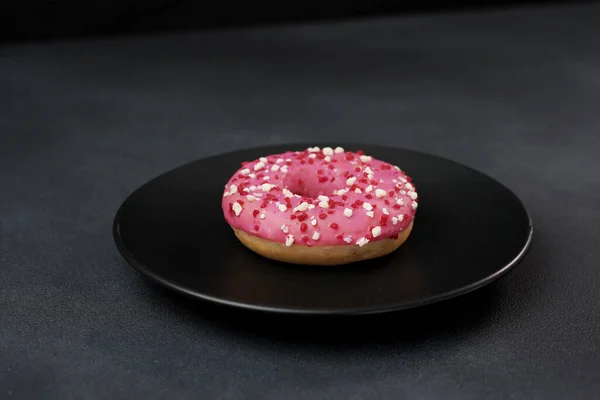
[0,0,583,43]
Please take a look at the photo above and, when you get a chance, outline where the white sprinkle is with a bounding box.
[243,188,249,193]
[343,236,352,243]
[307,147,320,153]
[375,189,387,198]
[398,214,405,222]
[285,234,294,246]
[285,159,292,162]
[318,200,329,209]
[367,174,374,180]
[309,153,317,159]
[276,158,284,164]
[382,208,389,215]
[363,202,373,211]
[261,183,275,192]
[263,176,270,180]
[397,198,405,206]
[312,231,320,240]
[372,226,382,237]
[283,188,293,197]
[360,155,372,163]
[346,177,357,186]
[365,185,373,193]
[249,173,256,179]
[318,195,329,202]
[322,147,334,156]
[334,147,345,154]
[394,166,401,171]
[324,156,331,163]
[365,166,374,175]
[228,185,237,194]
[344,208,353,217]
[259,157,268,163]
[392,217,398,225]
[281,224,289,233]
[246,195,257,202]
[409,191,418,200]
[281,166,289,174]
[254,162,265,171]
[278,204,287,212]
[412,201,418,210]
[366,211,374,218]
[232,202,243,216]
[308,204,316,209]
[354,188,362,194]
[356,237,370,247]
[259,212,266,219]
[310,217,317,226]
[240,169,250,175]
[294,202,309,212]
[271,164,280,172]
[405,182,415,190]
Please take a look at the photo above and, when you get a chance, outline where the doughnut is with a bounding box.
[221,146,418,266]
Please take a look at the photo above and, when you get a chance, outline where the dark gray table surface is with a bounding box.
[2,3,600,399]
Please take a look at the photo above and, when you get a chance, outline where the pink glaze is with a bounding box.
[222,146,418,247]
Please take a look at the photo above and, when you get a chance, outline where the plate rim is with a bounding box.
[112,143,534,315]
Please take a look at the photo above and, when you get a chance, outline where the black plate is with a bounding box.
[113,143,533,315]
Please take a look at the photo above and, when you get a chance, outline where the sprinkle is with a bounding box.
[365,185,373,193]
[366,211,374,218]
[394,166,401,171]
[309,153,317,159]
[409,191,418,200]
[254,162,265,171]
[259,157,268,163]
[371,226,382,238]
[283,188,293,197]
[240,169,250,175]
[412,201,418,209]
[307,147,320,153]
[375,189,387,198]
[392,217,398,225]
[346,177,357,186]
[397,198,405,206]
[399,214,405,221]
[365,166,374,175]
[310,217,317,226]
[356,237,370,247]
[405,182,415,190]
[382,208,389,215]
[281,225,289,233]
[318,200,329,209]
[318,195,329,202]
[322,147,334,156]
[363,202,373,211]
[400,190,407,195]
[276,158,284,164]
[246,195,257,201]
[343,236,352,243]
[360,155,372,163]
[294,202,309,212]
[261,183,275,192]
[249,173,256,179]
[232,202,243,216]
[259,212,266,219]
[330,223,339,230]
[280,166,289,174]
[285,234,294,246]
[278,204,287,212]
[312,231,320,240]
[324,156,331,163]
[271,164,280,172]
[263,176,270,180]
[334,147,344,154]
[308,204,316,209]
[344,208,353,217]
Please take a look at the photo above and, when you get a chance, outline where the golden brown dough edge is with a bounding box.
[231,221,414,266]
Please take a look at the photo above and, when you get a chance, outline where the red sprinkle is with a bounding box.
[366,233,373,240]
[319,213,328,220]
[370,180,378,185]
[336,234,344,240]
[300,222,307,232]
[388,191,395,197]
[355,167,361,172]
[327,210,334,214]
[365,194,373,199]
[301,235,310,244]
[238,200,244,205]
[345,154,354,161]
[335,201,344,207]
[341,195,348,200]
[330,177,335,182]
[328,200,335,209]
[290,214,297,220]
[254,225,259,231]
[359,178,369,184]
[328,164,335,170]
[253,210,260,217]
[317,169,324,175]
[384,200,390,205]
[308,158,314,165]
[330,223,339,230]
[260,202,267,208]
[297,213,308,221]
[393,204,401,210]
[356,150,364,155]
[318,176,329,183]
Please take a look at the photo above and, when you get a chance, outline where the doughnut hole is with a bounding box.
[282,167,345,199]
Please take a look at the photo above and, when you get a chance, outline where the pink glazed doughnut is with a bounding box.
[222,146,418,266]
